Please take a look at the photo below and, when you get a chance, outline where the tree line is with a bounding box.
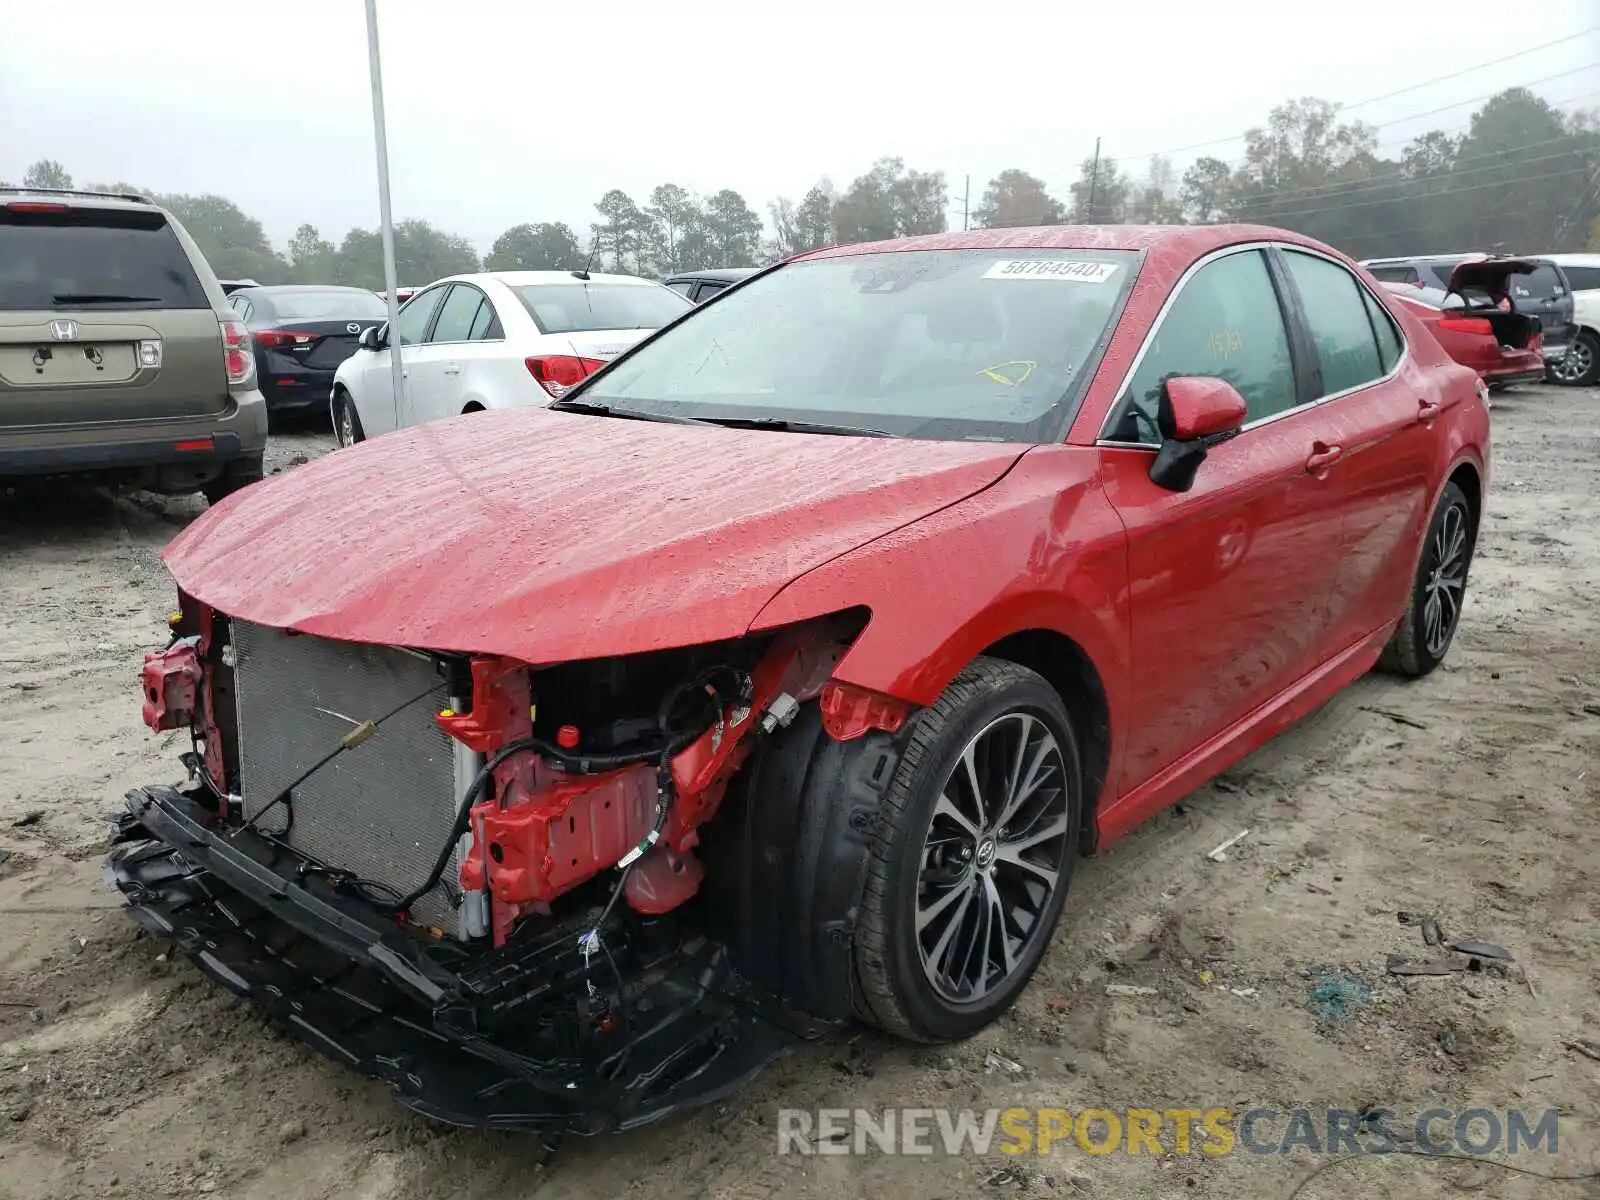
[7,85,1595,290]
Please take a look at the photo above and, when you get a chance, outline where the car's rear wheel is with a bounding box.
[1379,480,1474,678]
[201,454,265,506]
[1550,330,1599,387]
[332,389,365,447]
[853,658,1081,1042]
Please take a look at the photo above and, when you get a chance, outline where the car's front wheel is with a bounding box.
[1379,479,1474,677]
[1550,330,1599,388]
[332,389,365,447]
[853,658,1081,1042]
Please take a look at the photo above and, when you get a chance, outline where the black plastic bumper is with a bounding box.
[106,786,834,1135]
[0,431,247,476]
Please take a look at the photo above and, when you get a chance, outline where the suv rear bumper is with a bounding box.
[0,389,267,477]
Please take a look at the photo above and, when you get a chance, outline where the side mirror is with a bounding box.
[359,325,386,351]
[1148,376,1247,493]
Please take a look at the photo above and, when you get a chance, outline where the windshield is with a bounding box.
[0,208,206,311]
[264,289,389,320]
[580,248,1142,441]
[512,282,691,334]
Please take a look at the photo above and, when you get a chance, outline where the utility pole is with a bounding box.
[364,0,405,428]
[962,174,970,231]
[1087,137,1102,224]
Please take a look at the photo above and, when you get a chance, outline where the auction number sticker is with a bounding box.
[983,259,1120,283]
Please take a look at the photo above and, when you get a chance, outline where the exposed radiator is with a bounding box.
[230,620,462,930]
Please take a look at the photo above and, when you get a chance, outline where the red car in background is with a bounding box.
[1380,258,1548,391]
[111,224,1488,1141]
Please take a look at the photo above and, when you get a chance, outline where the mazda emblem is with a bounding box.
[347,322,362,334]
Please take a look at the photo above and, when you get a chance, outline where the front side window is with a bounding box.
[666,280,694,297]
[695,282,727,302]
[1109,249,1296,443]
[393,286,445,346]
[1282,250,1386,397]
[583,248,1142,442]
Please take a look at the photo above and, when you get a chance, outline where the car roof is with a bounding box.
[796,223,1342,262]
[473,270,663,287]
[1359,253,1477,266]
[663,267,761,284]
[1538,252,1600,267]
[0,185,156,212]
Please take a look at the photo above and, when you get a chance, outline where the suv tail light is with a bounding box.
[526,354,605,399]
[254,329,320,349]
[220,318,256,388]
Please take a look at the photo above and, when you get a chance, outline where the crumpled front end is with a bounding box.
[109,597,910,1133]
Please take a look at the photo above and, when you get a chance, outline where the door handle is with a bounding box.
[1418,400,1441,422]
[1305,443,1344,473]
[443,363,461,376]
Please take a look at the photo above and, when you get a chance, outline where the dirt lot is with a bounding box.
[1,389,1596,1200]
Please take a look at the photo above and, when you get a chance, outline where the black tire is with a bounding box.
[852,657,1081,1042]
[201,453,265,506]
[1378,480,1474,677]
[1550,329,1600,388]
[332,389,366,447]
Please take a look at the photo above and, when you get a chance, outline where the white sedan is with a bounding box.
[330,270,692,444]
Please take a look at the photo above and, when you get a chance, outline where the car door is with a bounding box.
[1276,247,1441,653]
[355,283,446,436]
[1098,246,1346,795]
[407,283,486,420]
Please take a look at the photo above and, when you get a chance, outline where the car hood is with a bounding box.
[163,408,1027,663]
[1447,256,1536,295]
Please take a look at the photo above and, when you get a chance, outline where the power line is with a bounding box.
[1043,29,1600,176]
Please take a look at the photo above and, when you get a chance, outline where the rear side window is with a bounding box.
[1368,266,1419,284]
[1361,289,1405,372]
[511,282,690,333]
[430,285,487,343]
[0,207,207,311]
[1282,250,1386,396]
[1562,265,1600,292]
[1112,249,1297,442]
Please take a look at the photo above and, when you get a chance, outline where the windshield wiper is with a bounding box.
[51,292,164,305]
[698,416,895,438]
[547,398,714,426]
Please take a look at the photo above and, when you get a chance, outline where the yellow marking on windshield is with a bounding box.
[977,360,1037,387]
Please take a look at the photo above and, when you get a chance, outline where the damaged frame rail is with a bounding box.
[106,785,838,1134]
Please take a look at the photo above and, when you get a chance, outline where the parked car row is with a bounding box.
[1360,251,1600,387]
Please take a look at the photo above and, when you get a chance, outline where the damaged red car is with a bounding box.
[1379,256,1551,391]
[110,225,1489,1140]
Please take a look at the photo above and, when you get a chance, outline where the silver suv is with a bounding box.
[0,187,268,504]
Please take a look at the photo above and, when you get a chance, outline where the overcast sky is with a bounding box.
[3,2,1596,254]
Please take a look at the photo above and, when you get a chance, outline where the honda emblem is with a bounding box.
[49,319,80,341]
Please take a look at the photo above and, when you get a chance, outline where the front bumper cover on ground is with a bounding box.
[106,785,834,1135]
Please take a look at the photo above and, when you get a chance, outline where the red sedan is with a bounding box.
[112,224,1488,1140]
[1381,258,1547,390]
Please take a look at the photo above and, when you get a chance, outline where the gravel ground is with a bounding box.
[0,390,1596,1200]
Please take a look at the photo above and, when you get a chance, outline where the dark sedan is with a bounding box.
[226,285,390,418]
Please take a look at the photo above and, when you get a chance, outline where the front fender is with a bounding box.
[749,445,1131,716]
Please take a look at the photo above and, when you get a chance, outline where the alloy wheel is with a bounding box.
[336,398,357,447]
[1550,339,1593,385]
[1423,500,1469,657]
[916,711,1071,1004]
